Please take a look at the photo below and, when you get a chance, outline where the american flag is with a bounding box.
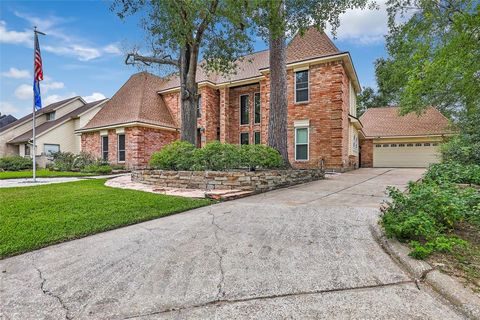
[34,32,43,81]
[33,32,43,110]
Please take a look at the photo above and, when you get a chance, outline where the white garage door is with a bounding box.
[373,142,441,168]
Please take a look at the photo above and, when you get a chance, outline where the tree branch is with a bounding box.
[195,0,218,44]
[125,53,179,67]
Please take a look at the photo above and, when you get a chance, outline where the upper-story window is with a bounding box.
[240,94,249,125]
[46,111,55,121]
[295,70,309,103]
[197,95,202,118]
[254,92,261,124]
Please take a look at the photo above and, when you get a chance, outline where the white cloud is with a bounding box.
[43,44,102,61]
[2,14,123,61]
[43,81,65,92]
[103,44,122,55]
[0,101,20,115]
[83,92,106,103]
[0,20,31,46]
[328,0,388,45]
[14,84,32,100]
[1,67,30,79]
[44,93,77,106]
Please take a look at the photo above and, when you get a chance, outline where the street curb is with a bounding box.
[370,223,480,320]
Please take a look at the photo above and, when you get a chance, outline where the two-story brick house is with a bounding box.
[77,28,362,171]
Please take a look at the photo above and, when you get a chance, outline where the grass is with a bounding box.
[0,179,212,258]
[0,169,97,180]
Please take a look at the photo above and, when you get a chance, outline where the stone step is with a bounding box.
[205,189,254,201]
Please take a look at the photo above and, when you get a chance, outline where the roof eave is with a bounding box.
[76,121,179,134]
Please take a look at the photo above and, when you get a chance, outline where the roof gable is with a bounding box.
[82,72,176,130]
[360,107,451,138]
[0,96,83,134]
[7,99,107,144]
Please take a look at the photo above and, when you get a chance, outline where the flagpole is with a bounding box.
[32,26,37,182]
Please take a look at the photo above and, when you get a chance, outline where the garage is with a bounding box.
[359,107,452,168]
[373,141,440,168]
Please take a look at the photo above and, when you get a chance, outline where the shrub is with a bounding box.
[81,164,112,175]
[0,156,33,171]
[73,152,96,170]
[239,144,283,170]
[149,141,196,170]
[381,180,480,259]
[193,141,240,171]
[51,152,77,171]
[425,161,480,185]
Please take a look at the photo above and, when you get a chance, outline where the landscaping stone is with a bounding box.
[132,168,325,193]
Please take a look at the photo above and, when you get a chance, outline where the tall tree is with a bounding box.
[252,0,370,165]
[377,0,479,117]
[111,0,252,145]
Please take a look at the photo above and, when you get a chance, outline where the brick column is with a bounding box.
[219,86,230,143]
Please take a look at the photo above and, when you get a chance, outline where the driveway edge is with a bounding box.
[370,223,480,320]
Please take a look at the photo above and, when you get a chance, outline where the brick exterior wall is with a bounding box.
[82,59,360,171]
[81,126,178,169]
[132,168,324,192]
[360,139,373,168]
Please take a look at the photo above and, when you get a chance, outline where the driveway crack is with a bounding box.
[36,267,72,320]
[122,280,414,319]
[207,209,230,301]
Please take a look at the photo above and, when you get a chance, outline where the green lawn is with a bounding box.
[0,179,212,258]
[0,169,97,180]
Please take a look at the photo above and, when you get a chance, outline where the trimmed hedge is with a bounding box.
[150,141,284,171]
[0,156,33,171]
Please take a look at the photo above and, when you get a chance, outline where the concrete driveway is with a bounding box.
[0,168,465,319]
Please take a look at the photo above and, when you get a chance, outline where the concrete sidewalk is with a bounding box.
[0,168,465,319]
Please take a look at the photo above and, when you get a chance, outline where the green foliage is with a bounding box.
[410,237,467,259]
[149,141,196,170]
[356,86,391,116]
[440,112,480,165]
[0,179,211,258]
[81,165,113,175]
[0,156,33,171]
[149,141,285,171]
[425,162,480,185]
[51,152,77,171]
[381,176,480,259]
[377,0,479,116]
[240,144,283,169]
[193,141,240,171]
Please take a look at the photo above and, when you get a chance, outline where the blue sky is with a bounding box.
[0,0,389,119]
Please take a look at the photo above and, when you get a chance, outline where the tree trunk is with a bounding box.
[179,44,199,145]
[267,30,289,166]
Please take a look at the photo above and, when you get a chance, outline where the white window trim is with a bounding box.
[117,134,126,163]
[294,69,310,104]
[294,127,309,161]
[239,94,250,126]
[239,132,249,145]
[254,92,261,124]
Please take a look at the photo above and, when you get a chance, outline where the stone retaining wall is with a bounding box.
[132,169,324,192]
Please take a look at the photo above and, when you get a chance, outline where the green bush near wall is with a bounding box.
[149,141,284,171]
[0,156,33,171]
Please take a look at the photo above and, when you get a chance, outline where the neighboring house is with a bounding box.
[359,107,452,168]
[0,114,17,129]
[78,28,362,171]
[0,96,107,159]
